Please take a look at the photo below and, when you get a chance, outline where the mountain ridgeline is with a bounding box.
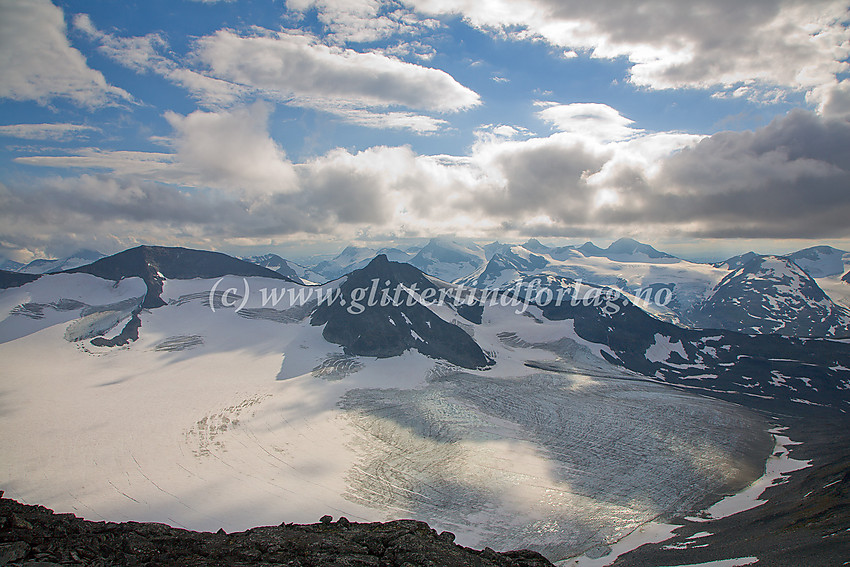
[693,255,850,337]
[66,245,294,308]
[4,241,850,564]
[5,241,850,410]
[311,255,492,369]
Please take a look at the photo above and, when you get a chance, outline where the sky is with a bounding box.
[0,0,849,263]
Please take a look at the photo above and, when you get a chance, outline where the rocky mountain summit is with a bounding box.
[0,494,553,567]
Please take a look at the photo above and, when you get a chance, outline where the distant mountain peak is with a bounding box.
[15,248,106,274]
[521,238,551,253]
[577,238,675,262]
[312,257,491,369]
[713,251,761,271]
[607,237,674,258]
[784,245,849,277]
[67,245,292,308]
[409,238,486,282]
[695,255,850,337]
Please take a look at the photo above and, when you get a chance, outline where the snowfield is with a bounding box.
[1,274,771,562]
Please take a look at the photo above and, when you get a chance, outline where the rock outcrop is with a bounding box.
[0,494,554,566]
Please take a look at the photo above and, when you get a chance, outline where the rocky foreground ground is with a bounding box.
[0,493,554,567]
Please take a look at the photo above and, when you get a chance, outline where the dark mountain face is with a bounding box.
[502,276,850,412]
[311,255,492,369]
[844,270,850,284]
[0,269,40,289]
[692,255,850,337]
[66,246,293,308]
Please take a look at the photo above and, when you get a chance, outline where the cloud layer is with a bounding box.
[194,27,480,112]
[2,0,849,259]
[5,101,850,258]
[406,0,850,99]
[0,0,130,107]
[73,15,478,131]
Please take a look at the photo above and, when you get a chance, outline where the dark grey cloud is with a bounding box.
[4,104,849,258]
[635,110,850,237]
[465,140,608,221]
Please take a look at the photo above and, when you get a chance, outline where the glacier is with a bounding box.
[0,273,772,562]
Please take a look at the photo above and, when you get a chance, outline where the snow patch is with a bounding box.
[645,334,687,363]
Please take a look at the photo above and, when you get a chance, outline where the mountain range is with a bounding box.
[1,240,849,563]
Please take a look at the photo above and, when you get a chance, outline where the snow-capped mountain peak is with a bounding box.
[408,237,487,283]
[577,238,678,263]
[785,245,849,278]
[16,249,106,274]
[695,255,850,337]
[713,251,761,271]
[520,238,552,254]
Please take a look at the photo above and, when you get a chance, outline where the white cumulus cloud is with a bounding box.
[405,0,850,98]
[0,0,131,107]
[193,28,480,112]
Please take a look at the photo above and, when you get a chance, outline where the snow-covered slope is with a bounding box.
[309,246,413,281]
[243,254,323,285]
[693,255,850,337]
[408,237,487,282]
[577,237,678,263]
[0,272,146,344]
[785,245,849,278]
[3,247,850,563]
[16,249,105,274]
[456,242,726,327]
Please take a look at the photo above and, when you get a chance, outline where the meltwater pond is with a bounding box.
[339,371,771,561]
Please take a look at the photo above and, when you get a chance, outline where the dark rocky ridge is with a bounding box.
[499,274,850,412]
[66,246,294,309]
[0,269,40,290]
[0,494,553,567]
[311,255,492,369]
